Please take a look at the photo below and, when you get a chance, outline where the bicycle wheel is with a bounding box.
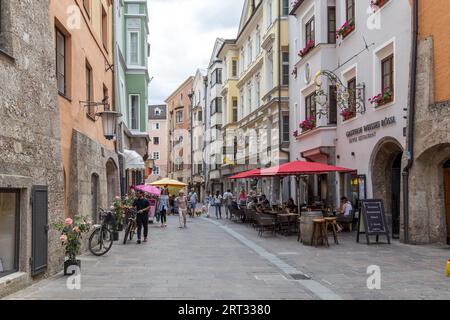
[129,223,136,241]
[89,228,113,256]
[123,223,131,244]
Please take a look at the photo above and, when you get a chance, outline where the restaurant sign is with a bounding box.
[346,116,396,144]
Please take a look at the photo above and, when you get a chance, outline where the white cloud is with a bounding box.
[148,0,244,104]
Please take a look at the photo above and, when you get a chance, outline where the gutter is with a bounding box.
[402,0,419,244]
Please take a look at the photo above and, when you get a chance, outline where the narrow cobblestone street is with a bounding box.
[5,215,450,300]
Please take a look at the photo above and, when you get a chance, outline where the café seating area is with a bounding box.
[229,204,357,247]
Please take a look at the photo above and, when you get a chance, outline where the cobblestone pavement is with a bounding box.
[4,215,450,300]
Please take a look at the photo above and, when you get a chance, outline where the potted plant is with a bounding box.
[336,19,355,40]
[368,88,392,107]
[52,216,91,275]
[340,108,356,121]
[298,40,315,58]
[299,117,316,132]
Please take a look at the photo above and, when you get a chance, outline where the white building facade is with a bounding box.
[289,0,411,238]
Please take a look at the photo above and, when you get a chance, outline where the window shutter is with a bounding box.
[31,185,49,276]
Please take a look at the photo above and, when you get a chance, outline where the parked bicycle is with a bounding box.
[88,208,115,256]
[123,207,138,245]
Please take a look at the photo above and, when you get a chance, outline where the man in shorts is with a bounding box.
[176,190,188,228]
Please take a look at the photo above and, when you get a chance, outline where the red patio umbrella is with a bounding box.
[229,168,261,180]
[259,161,354,177]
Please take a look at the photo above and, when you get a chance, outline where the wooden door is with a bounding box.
[445,168,450,244]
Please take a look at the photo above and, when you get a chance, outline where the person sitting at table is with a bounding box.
[247,197,257,210]
[260,194,271,209]
[285,198,297,213]
[238,190,247,208]
[336,196,353,232]
[256,203,265,214]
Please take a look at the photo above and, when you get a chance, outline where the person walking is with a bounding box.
[133,191,151,244]
[188,188,198,218]
[204,192,212,218]
[158,186,169,228]
[176,190,188,228]
[213,191,223,219]
[223,189,234,219]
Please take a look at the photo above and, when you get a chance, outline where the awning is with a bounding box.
[229,169,261,180]
[259,161,355,177]
[124,149,145,170]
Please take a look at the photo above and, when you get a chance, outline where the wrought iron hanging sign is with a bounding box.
[313,70,366,120]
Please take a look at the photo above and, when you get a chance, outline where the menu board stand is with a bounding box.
[357,199,391,245]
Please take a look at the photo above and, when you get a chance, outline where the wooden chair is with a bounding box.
[255,214,276,237]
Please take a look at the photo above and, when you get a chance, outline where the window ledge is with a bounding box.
[374,100,395,111]
[58,92,72,102]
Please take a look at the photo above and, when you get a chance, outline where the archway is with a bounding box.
[410,143,450,244]
[370,137,403,239]
[91,173,100,224]
[106,158,119,204]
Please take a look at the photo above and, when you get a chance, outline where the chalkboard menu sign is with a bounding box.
[357,199,391,244]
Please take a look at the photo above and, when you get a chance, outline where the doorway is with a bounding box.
[444,160,450,244]
[391,153,402,239]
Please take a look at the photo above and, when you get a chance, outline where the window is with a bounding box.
[240,48,245,74]
[153,167,160,175]
[83,0,90,18]
[103,84,108,107]
[128,4,140,14]
[329,85,337,124]
[305,17,315,45]
[56,28,66,95]
[232,60,238,77]
[381,54,394,103]
[101,5,108,51]
[256,76,261,108]
[130,94,140,130]
[85,61,93,116]
[328,7,336,44]
[346,0,355,23]
[198,110,203,122]
[232,97,238,122]
[154,108,161,116]
[153,137,160,145]
[282,52,289,86]
[305,93,316,123]
[211,98,222,114]
[347,77,357,118]
[282,114,290,142]
[128,31,139,65]
[255,28,261,55]
[152,152,160,160]
[176,110,183,123]
[247,85,252,113]
[247,38,253,65]
[152,123,160,130]
[282,0,290,16]
[211,68,222,86]
[267,0,273,29]
[0,189,20,277]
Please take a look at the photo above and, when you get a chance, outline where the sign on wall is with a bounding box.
[346,116,397,144]
[357,199,391,244]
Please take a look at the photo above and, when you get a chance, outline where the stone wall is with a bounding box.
[0,0,65,297]
[69,129,120,222]
[406,37,450,244]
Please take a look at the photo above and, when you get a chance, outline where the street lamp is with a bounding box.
[80,96,122,141]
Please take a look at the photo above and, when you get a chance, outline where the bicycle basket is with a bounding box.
[103,211,116,226]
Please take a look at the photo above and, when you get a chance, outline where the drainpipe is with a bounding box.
[112,1,125,196]
[402,0,419,244]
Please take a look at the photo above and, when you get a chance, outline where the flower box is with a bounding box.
[336,20,355,40]
[340,109,356,121]
[298,40,315,58]
[299,118,316,132]
[369,88,393,108]
[370,0,388,11]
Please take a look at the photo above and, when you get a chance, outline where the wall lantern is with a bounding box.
[80,96,122,141]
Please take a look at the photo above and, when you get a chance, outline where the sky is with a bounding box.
[147,0,244,104]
